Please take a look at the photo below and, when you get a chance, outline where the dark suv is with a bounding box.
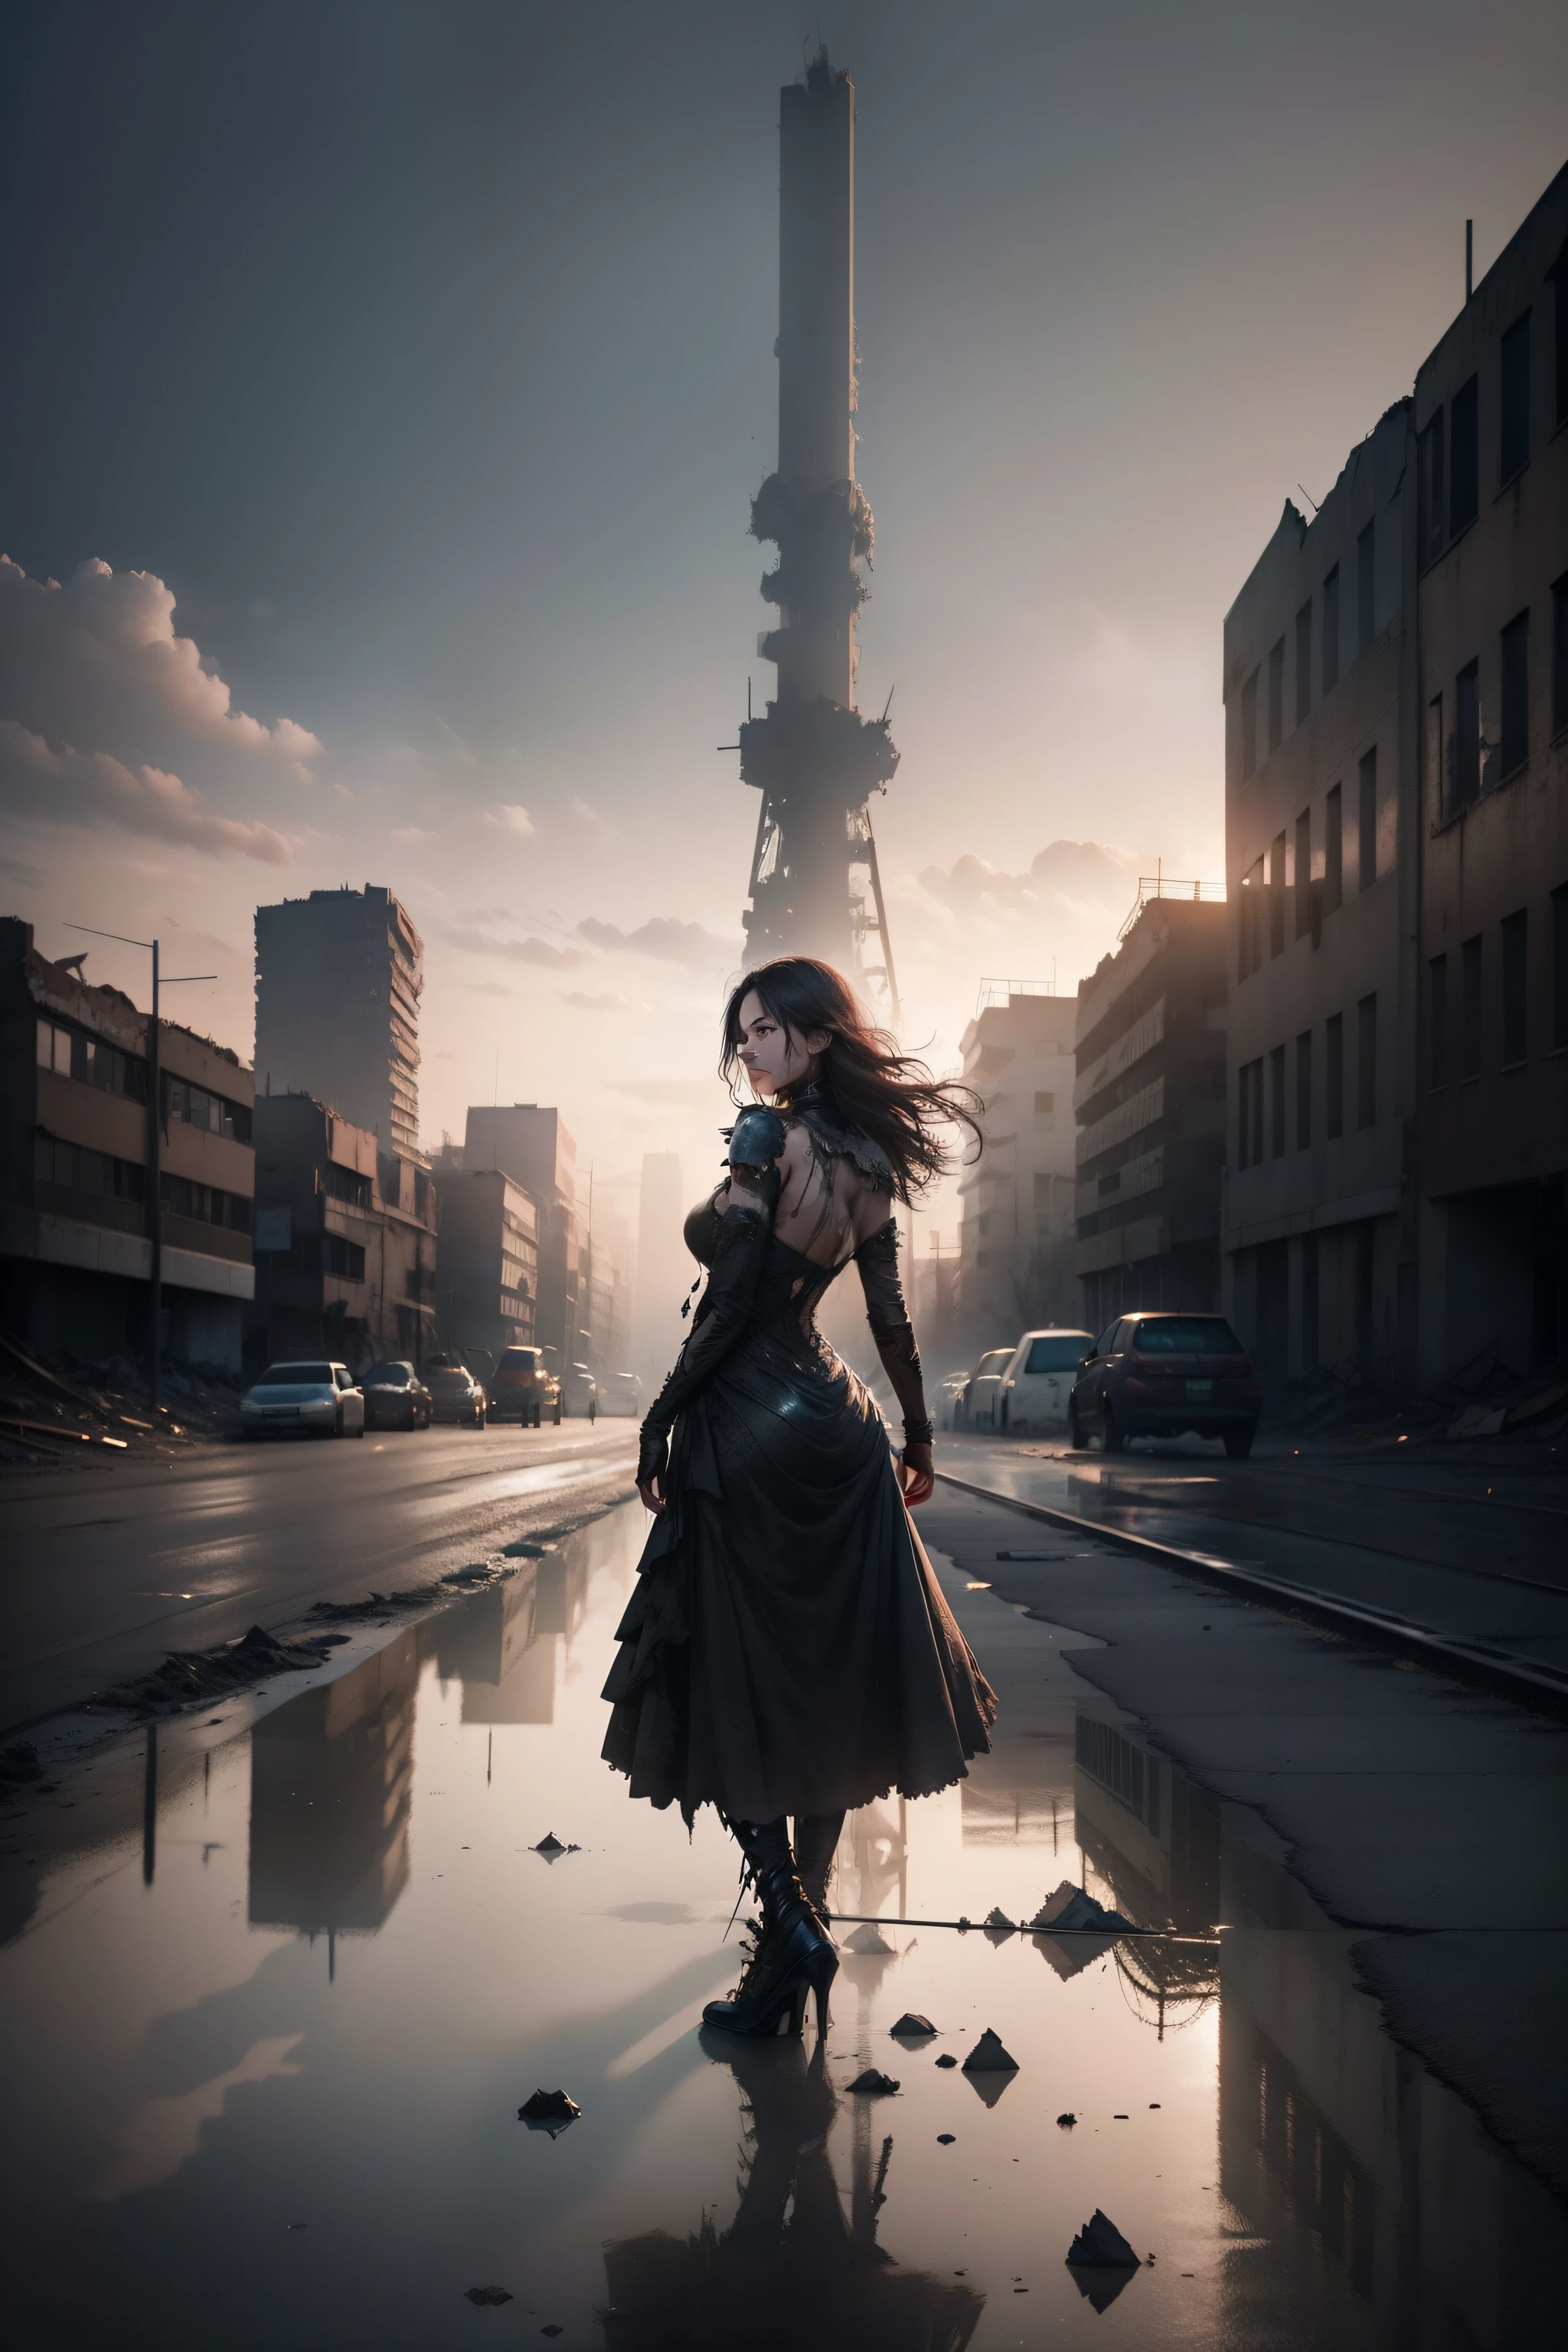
[1068,1312,1262,1458]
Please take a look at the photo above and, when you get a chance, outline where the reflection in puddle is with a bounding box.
[0,1501,1560,2349]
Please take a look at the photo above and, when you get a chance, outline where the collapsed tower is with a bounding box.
[735,48,900,1021]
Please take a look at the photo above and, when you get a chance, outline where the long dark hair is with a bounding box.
[720,958,982,1201]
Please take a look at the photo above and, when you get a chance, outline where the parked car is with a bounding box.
[999,1329,1095,1432]
[240,1360,364,1439]
[426,1360,488,1427]
[488,1346,561,1426]
[1068,1312,1263,1457]
[360,1361,433,1430]
[937,1368,972,1430]
[599,1371,643,1419]
[561,1362,599,1419]
[960,1348,1018,1432]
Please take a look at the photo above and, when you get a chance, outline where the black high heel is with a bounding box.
[703,1818,838,2040]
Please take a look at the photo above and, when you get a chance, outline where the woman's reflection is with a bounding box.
[601,2037,984,2352]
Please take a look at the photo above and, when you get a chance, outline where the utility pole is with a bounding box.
[66,925,214,1413]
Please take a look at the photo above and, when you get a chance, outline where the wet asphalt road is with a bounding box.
[0,1421,639,1732]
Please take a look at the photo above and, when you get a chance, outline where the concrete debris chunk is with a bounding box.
[935,2053,958,2068]
[502,1540,547,1557]
[961,2028,1019,2073]
[518,2089,580,2136]
[531,1831,580,1857]
[936,2132,956,2144]
[847,2068,900,2095]
[1057,2112,1077,2128]
[1030,1882,1135,1935]
[889,2011,938,2039]
[843,1922,894,1955]
[1066,2209,1140,2269]
[983,1906,1017,1942]
[464,2285,514,2305]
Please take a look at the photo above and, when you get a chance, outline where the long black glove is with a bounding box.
[854,1217,935,1446]
[637,1165,780,1490]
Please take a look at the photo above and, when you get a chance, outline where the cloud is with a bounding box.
[0,848,47,887]
[391,826,434,846]
[578,914,733,969]
[570,795,616,835]
[0,719,292,863]
[486,804,534,838]
[464,980,517,997]
[0,554,321,782]
[560,989,630,1011]
[445,925,583,968]
[602,1076,726,1105]
[915,838,1140,921]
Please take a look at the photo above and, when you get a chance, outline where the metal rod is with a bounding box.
[825,1911,1207,1942]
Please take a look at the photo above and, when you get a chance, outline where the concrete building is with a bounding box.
[435,1168,537,1367]
[1073,888,1228,1335]
[956,983,1078,1338]
[1,917,254,1369]
[1220,397,1416,1386]
[462,1105,580,1362]
[248,1094,436,1371]
[583,1204,634,1377]
[254,886,424,1161]
[1413,168,1568,1386]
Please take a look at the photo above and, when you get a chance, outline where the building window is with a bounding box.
[1294,809,1312,939]
[325,1160,373,1210]
[1295,599,1312,727]
[1555,574,1568,742]
[166,1077,251,1143]
[1450,374,1478,533]
[1237,1059,1264,1170]
[1295,1031,1312,1148]
[34,1135,145,1202]
[1424,693,1443,818]
[1357,750,1377,890]
[1325,783,1343,915]
[1267,638,1285,755]
[1553,884,1568,1052]
[322,1232,367,1281]
[1269,831,1287,957]
[1302,1230,1319,1370]
[1462,936,1482,1079]
[35,1020,147,1102]
[1453,660,1481,814]
[1357,521,1375,654]
[1429,954,1449,1089]
[1500,610,1529,780]
[1034,1091,1055,1116]
[1417,410,1446,566]
[1269,1044,1286,1159]
[1322,565,1340,695]
[1357,994,1377,1129]
[1239,854,1266,979]
[1500,310,1530,484]
[1501,910,1527,1068]
[1240,668,1259,779]
[1326,1013,1344,1139]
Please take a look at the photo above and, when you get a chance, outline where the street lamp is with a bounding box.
[66,926,215,1413]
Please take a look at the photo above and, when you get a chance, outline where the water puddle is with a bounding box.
[0,1502,1556,2347]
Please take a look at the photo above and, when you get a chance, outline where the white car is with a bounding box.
[561,1362,599,1419]
[599,1371,643,1418]
[241,1360,364,1439]
[999,1329,1095,1433]
[962,1348,1018,1431]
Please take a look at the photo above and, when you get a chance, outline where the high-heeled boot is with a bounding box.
[792,1810,845,1925]
[702,1817,838,2040]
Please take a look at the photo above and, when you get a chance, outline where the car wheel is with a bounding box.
[333,1406,345,1439]
[1102,1403,1125,1455]
[553,1403,561,1426]
[1067,1401,1083,1449]
[1223,1423,1256,1460]
[354,1418,365,1439]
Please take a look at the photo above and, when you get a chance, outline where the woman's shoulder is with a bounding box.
[785,1089,895,1188]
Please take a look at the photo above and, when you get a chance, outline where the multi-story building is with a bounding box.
[956,983,1078,1337]
[435,1169,537,1365]
[248,1094,437,1370]
[462,1105,580,1361]
[254,886,424,1161]
[1220,398,1416,1385]
[1413,167,1568,1386]
[1073,887,1229,1334]
[0,917,254,1369]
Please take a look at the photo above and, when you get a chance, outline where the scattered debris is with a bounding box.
[982,1906,1017,1943]
[889,2011,937,2039]
[1066,2210,1140,2269]
[847,2069,900,2096]
[935,2054,958,2069]
[842,1922,894,1955]
[961,2028,1018,2073]
[518,2089,580,2136]
[502,1540,548,1558]
[1057,2112,1077,2128]
[936,2133,956,2145]
[1029,1883,1136,1936]
[464,2285,514,2306]
[532,1831,580,1857]
[443,1563,494,1585]
[87,1623,335,1720]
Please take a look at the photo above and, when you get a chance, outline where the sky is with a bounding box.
[2,0,1565,1242]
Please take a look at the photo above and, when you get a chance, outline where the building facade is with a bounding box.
[1,918,254,1369]
[254,886,424,1161]
[1074,889,1228,1335]
[435,1169,538,1366]
[462,1105,580,1362]
[248,1094,437,1371]
[956,984,1078,1337]
[1220,400,1417,1386]
[1413,167,1568,1387]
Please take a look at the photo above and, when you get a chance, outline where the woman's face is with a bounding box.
[734,991,831,1097]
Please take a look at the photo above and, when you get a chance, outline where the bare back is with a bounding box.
[721,1116,893,1269]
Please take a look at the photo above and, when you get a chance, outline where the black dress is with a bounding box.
[601,1125,997,1828]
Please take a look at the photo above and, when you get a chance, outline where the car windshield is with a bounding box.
[364,1363,410,1386]
[498,1350,538,1369]
[976,1352,1013,1376]
[1024,1335,1090,1374]
[253,1363,333,1388]
[1132,1318,1246,1355]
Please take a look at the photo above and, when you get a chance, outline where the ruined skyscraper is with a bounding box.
[734,48,900,1018]
[254,885,423,1159]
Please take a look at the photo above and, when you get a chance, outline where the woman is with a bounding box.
[601,958,997,2040]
